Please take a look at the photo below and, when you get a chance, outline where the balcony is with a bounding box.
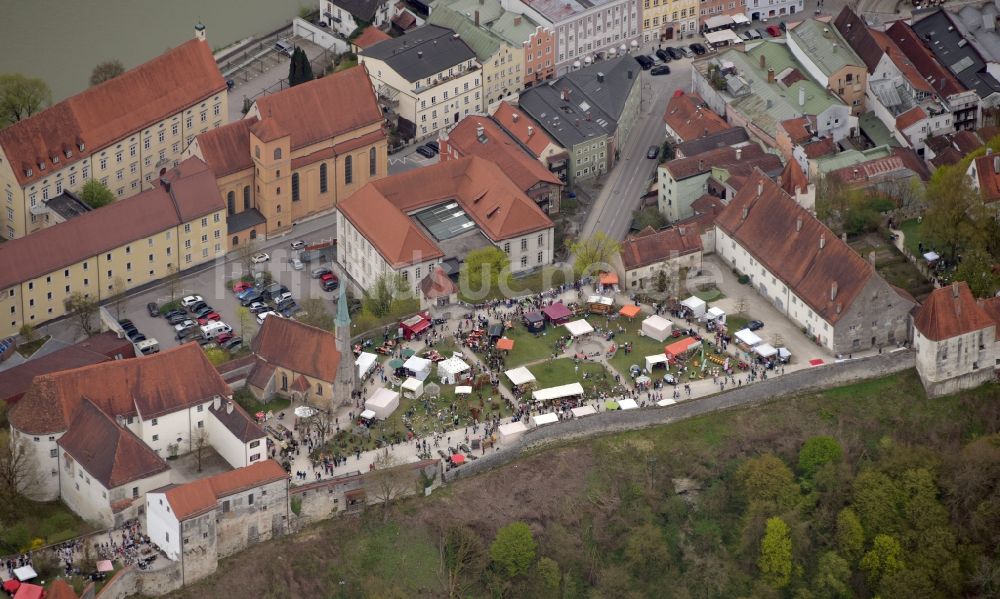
[412,65,480,94]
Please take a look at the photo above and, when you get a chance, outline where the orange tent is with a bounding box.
[664,337,699,359]
[496,337,515,351]
[619,304,641,318]
[599,272,619,286]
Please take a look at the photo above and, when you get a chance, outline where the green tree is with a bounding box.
[490,522,537,578]
[812,551,852,599]
[922,166,978,260]
[758,517,792,589]
[569,231,622,277]
[81,179,115,208]
[363,272,408,318]
[203,347,229,366]
[659,138,675,162]
[459,246,510,301]
[17,324,35,342]
[297,297,336,331]
[736,454,800,510]
[954,248,1000,298]
[288,46,314,87]
[852,470,904,536]
[0,73,51,126]
[536,557,561,595]
[860,534,904,591]
[439,526,486,599]
[835,508,865,563]
[798,436,843,478]
[624,523,670,578]
[89,59,125,86]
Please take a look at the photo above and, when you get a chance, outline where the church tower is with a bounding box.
[194,21,207,42]
[334,270,356,407]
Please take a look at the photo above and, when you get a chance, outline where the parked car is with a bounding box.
[290,240,306,250]
[197,312,221,325]
[248,302,270,314]
[740,30,754,41]
[256,310,279,325]
[251,252,270,264]
[748,319,765,331]
[237,287,258,300]
[127,331,147,343]
[221,337,245,351]
[655,48,670,62]
[680,47,694,58]
[663,373,678,385]
[232,281,253,294]
[189,301,208,314]
[321,277,339,291]
[147,302,159,317]
[415,145,435,158]
[689,43,707,55]
[240,292,263,307]
[180,295,203,308]
[650,65,671,76]
[634,55,654,69]
[193,306,215,318]
[276,297,296,310]
[274,39,295,57]
[118,319,135,330]
[164,308,186,319]
[274,291,293,304]
[167,313,190,325]
[767,24,782,37]
[646,145,660,159]
[280,303,301,318]
[216,332,234,344]
[311,267,332,279]
[173,320,196,332]
[176,327,199,341]
[425,140,440,153]
[262,283,289,302]
[666,46,684,60]
[291,257,304,270]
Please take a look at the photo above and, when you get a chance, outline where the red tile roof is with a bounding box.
[252,317,341,383]
[779,159,810,196]
[802,137,837,158]
[195,117,258,177]
[868,28,934,94]
[971,153,1000,202]
[209,398,266,443]
[9,343,230,435]
[252,66,382,152]
[0,39,225,187]
[663,144,773,180]
[354,27,392,49]
[914,282,997,341]
[246,359,277,390]
[829,148,930,186]
[58,400,169,489]
[162,460,288,520]
[895,106,926,132]
[45,580,78,599]
[445,115,562,192]
[979,296,1000,328]
[663,93,729,142]
[338,156,554,268]
[779,116,818,144]
[0,157,224,291]
[716,169,877,325]
[886,20,966,98]
[492,101,558,158]
[420,265,457,299]
[620,226,702,270]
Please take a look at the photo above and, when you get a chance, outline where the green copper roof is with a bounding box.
[427,6,503,61]
[814,144,894,174]
[431,0,540,46]
[788,19,864,77]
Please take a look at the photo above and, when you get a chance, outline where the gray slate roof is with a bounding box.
[362,24,477,82]
[327,0,385,22]
[911,10,1000,99]
[677,127,750,156]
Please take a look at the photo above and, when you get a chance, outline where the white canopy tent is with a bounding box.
[777,347,791,362]
[359,409,377,421]
[438,355,471,384]
[704,29,743,45]
[923,251,940,262]
[455,385,473,395]
[735,328,762,346]
[732,13,750,23]
[498,421,528,443]
[680,296,707,317]
[533,382,585,402]
[365,388,400,419]
[564,319,594,337]
[706,306,726,323]
[505,366,537,387]
[403,355,432,381]
[641,314,672,341]
[14,565,37,581]
[754,343,778,358]
[704,14,734,28]
[401,376,424,398]
[656,398,676,407]
[645,353,668,371]
[619,398,639,410]
[571,405,597,418]
[531,412,559,427]
[356,352,378,381]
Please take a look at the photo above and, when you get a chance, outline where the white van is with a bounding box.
[136,338,160,355]
[200,321,232,340]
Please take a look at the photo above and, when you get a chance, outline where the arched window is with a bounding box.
[291,173,300,201]
[344,155,353,184]
[226,191,235,214]
[273,148,282,160]
[319,163,328,193]
[232,236,239,246]
[369,147,377,176]
[250,230,257,239]
[276,204,282,213]
[243,186,251,210]
[255,146,260,159]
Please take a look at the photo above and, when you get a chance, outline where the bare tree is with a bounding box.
[238,239,259,276]
[306,410,335,445]
[236,306,251,342]
[0,430,43,503]
[192,429,210,473]
[164,264,182,303]
[64,292,98,336]
[110,276,128,320]
[437,525,487,599]
[368,452,413,521]
[734,296,749,317]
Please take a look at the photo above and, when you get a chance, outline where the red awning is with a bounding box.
[599,272,619,285]
[496,337,515,351]
[619,305,641,318]
[14,584,43,599]
[451,454,466,464]
[541,302,572,322]
[664,338,697,358]
[404,318,430,335]
[3,580,20,593]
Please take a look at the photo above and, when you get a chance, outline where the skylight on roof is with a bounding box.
[578,100,591,111]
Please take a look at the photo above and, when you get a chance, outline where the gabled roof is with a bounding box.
[353,26,392,49]
[833,8,885,73]
[828,147,930,185]
[971,152,1000,202]
[895,106,926,131]
[246,359,277,390]
[780,116,819,144]
[620,226,702,270]
[420,265,458,298]
[910,10,1000,100]
[194,117,257,177]
[789,18,865,76]
[779,159,810,195]
[328,0,386,22]
[362,25,477,82]
[980,296,1000,328]
[676,127,750,157]
[10,343,230,435]
[252,317,342,383]
[802,137,837,158]
[914,282,997,341]
[427,6,504,61]
[252,66,382,151]
[445,115,562,192]
[716,169,879,325]
[57,400,169,489]
[662,144,774,180]
[0,157,223,293]
[0,39,225,187]
[209,399,266,443]
[44,580,78,599]
[663,92,730,142]
[886,20,967,98]
[868,28,934,94]
[161,460,288,520]
[492,101,559,156]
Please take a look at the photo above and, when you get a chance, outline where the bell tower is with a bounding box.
[194,21,207,42]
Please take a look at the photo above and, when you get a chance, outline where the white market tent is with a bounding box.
[645,353,668,371]
[356,352,378,380]
[571,405,598,418]
[732,13,750,23]
[531,412,560,427]
[641,314,672,342]
[505,366,536,387]
[923,251,940,262]
[455,385,473,395]
[401,376,424,399]
[359,409,377,420]
[754,343,778,358]
[365,388,400,419]
[438,355,471,384]
[498,421,528,443]
[564,319,594,337]
[533,382,585,402]
[680,296,707,317]
[734,328,762,347]
[706,306,726,322]
[14,565,37,581]
[704,14,734,29]
[656,398,676,407]
[619,398,639,410]
[403,355,432,381]
[704,29,743,45]
[777,347,792,361]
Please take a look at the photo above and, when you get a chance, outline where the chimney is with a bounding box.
[841,232,848,244]
[951,282,960,298]
[795,216,802,231]
[830,281,838,300]
[832,43,838,53]
[560,89,568,101]
[417,50,423,58]
[226,401,234,414]
[823,27,830,37]
[735,147,742,160]
[869,251,877,265]
[475,10,480,26]
[213,395,221,410]
[476,125,485,140]
[799,86,805,107]
[514,16,522,26]
[768,68,775,83]
[993,156,1000,174]
[698,159,705,170]
[627,70,633,80]
[597,72,605,83]
[527,125,534,136]
[757,181,763,196]
[512,112,519,122]
[741,206,749,219]
[760,54,766,69]
[819,234,826,249]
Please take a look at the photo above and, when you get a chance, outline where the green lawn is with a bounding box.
[16,335,50,358]
[0,499,91,555]
[693,288,724,302]
[529,358,617,397]
[233,388,291,416]
[900,218,925,256]
[499,323,563,367]
[605,317,673,376]
[510,266,574,295]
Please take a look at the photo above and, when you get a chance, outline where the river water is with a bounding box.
[0,0,306,101]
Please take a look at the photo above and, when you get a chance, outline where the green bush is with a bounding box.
[738,274,750,285]
[1,523,31,553]
[291,496,302,516]
[41,512,77,538]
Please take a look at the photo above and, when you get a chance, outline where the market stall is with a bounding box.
[641,314,672,341]
[403,355,432,381]
[680,296,707,318]
[356,352,378,381]
[438,355,471,384]
[619,304,642,319]
[754,343,778,359]
[571,405,598,418]
[598,271,619,292]
[13,583,42,599]
[645,353,668,371]
[399,313,431,339]
[365,388,400,419]
[13,566,36,582]
[359,409,377,422]
[456,385,473,394]
[542,302,573,324]
[706,306,726,323]
[505,366,536,387]
[498,421,528,443]
[401,376,424,399]
[532,382,585,402]
[564,319,594,337]
[734,328,762,347]
[777,347,791,363]
[704,28,743,46]
[496,337,515,351]
[665,337,701,360]
[530,412,560,427]
[619,398,639,410]
[587,295,615,314]
[523,310,546,332]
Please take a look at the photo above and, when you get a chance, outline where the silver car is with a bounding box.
[311,267,332,279]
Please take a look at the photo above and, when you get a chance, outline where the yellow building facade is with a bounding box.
[642,0,700,42]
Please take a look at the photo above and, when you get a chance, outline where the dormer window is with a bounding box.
[78,142,85,151]
[65,149,72,158]
[26,168,33,177]
[38,162,45,171]
[52,156,59,165]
